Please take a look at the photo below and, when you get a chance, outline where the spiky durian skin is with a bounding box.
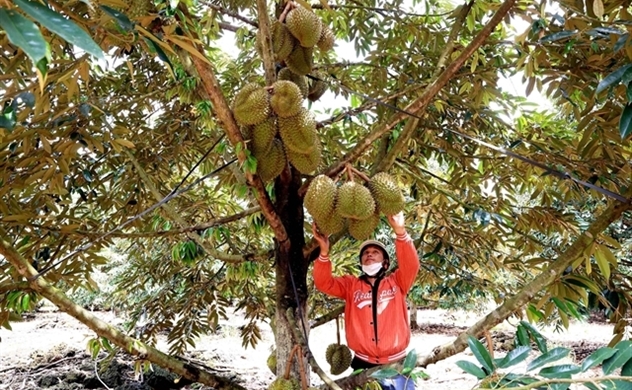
[286,141,321,174]
[304,175,337,222]
[232,83,270,125]
[285,45,313,76]
[325,343,337,363]
[285,6,322,48]
[271,80,303,118]
[257,20,296,61]
[255,139,286,183]
[367,172,406,215]
[278,68,309,98]
[314,208,345,235]
[267,350,277,374]
[278,108,317,154]
[317,25,335,52]
[268,377,295,390]
[326,344,352,375]
[348,212,381,241]
[337,182,376,221]
[307,71,327,102]
[251,117,277,154]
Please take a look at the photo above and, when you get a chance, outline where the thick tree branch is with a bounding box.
[0,281,31,294]
[371,117,419,175]
[416,199,632,367]
[434,0,474,76]
[189,56,289,251]
[322,0,518,179]
[308,305,345,328]
[0,239,247,389]
[255,0,276,85]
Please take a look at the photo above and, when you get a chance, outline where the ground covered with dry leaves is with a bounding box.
[0,307,617,390]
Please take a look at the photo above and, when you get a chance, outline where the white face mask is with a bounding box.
[362,262,383,276]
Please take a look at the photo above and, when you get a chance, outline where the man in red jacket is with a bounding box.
[312,212,420,370]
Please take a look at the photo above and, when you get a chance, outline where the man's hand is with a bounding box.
[311,222,330,257]
[387,212,406,235]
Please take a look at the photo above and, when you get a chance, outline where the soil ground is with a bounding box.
[0,306,623,389]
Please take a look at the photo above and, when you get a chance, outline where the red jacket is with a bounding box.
[313,232,420,365]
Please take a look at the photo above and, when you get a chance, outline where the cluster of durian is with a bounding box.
[305,172,405,241]
[232,81,321,182]
[325,343,352,375]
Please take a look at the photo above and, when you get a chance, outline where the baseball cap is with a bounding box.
[359,239,389,260]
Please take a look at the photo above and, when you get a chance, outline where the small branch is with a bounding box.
[94,359,113,390]
[255,0,276,85]
[349,166,371,183]
[0,281,31,294]
[203,1,258,27]
[434,0,474,76]
[309,305,345,328]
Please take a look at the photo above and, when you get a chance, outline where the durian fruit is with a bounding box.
[307,71,327,102]
[325,343,352,375]
[314,208,345,235]
[270,80,303,118]
[304,175,337,222]
[285,6,322,48]
[268,377,296,390]
[286,141,321,174]
[278,68,309,98]
[232,83,270,126]
[367,172,406,215]
[259,20,295,61]
[348,212,381,241]
[266,349,277,374]
[251,117,277,154]
[336,182,376,221]
[255,139,286,183]
[285,45,313,76]
[278,108,317,154]
[317,24,335,52]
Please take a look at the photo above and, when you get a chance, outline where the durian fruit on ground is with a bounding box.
[254,139,287,183]
[285,5,322,48]
[278,108,318,154]
[307,71,328,102]
[270,80,303,118]
[336,181,376,221]
[278,68,309,98]
[267,377,300,390]
[256,20,296,62]
[367,172,406,215]
[348,212,381,241]
[304,174,337,222]
[286,141,321,174]
[325,343,352,375]
[232,83,271,126]
[267,349,277,374]
[285,45,313,76]
[251,117,278,154]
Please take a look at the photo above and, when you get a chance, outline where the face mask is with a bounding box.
[362,263,383,276]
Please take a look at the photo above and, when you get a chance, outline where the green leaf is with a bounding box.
[143,36,174,72]
[402,349,417,372]
[583,383,602,390]
[496,346,531,369]
[582,347,618,372]
[596,64,632,94]
[520,321,548,354]
[370,367,399,380]
[538,364,581,378]
[467,335,495,373]
[0,8,49,65]
[99,5,134,31]
[455,360,487,379]
[14,0,104,60]
[527,347,570,371]
[594,247,611,280]
[603,344,632,375]
[539,30,578,43]
[516,324,530,347]
[619,103,632,140]
[621,356,632,376]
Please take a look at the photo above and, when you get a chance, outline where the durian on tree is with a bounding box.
[1,0,632,388]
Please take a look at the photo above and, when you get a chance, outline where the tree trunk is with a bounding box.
[408,300,419,330]
[274,167,310,383]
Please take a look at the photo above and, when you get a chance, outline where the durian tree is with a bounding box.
[2,0,632,388]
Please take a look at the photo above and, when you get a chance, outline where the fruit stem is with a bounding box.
[279,1,293,23]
